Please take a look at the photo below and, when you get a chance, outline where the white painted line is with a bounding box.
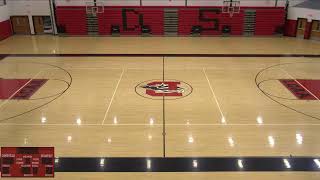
[0,70,43,110]
[43,67,123,70]
[280,68,320,101]
[42,67,265,70]
[0,123,320,126]
[203,68,225,120]
[101,68,125,125]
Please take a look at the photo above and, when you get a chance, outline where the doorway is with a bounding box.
[296,18,307,38]
[11,16,31,34]
[310,20,320,40]
[33,16,53,34]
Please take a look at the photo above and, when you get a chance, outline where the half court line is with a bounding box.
[203,68,226,122]
[0,70,43,110]
[101,68,125,125]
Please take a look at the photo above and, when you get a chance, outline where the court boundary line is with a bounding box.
[42,67,267,70]
[101,68,125,125]
[203,68,225,121]
[1,123,320,126]
[51,156,320,172]
[3,54,320,58]
[0,70,43,110]
[162,56,166,158]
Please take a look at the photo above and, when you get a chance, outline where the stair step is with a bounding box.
[164,24,179,26]
[164,33,178,35]
[164,28,178,30]
[164,17,178,19]
[243,10,256,36]
[164,9,178,35]
[164,26,178,28]
[164,9,178,12]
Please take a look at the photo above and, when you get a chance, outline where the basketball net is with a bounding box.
[229,9,234,18]
[222,0,240,18]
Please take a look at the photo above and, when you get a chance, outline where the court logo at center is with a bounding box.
[135,80,193,100]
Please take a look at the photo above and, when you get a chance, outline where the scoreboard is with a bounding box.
[1,147,54,177]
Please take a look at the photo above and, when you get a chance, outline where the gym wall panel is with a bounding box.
[178,9,199,35]
[0,20,13,41]
[141,0,184,6]
[56,0,90,6]
[7,0,50,15]
[0,5,9,22]
[56,7,87,35]
[284,19,297,37]
[56,0,140,6]
[98,8,163,35]
[139,9,164,35]
[239,0,286,7]
[0,5,12,41]
[255,8,285,35]
[219,12,244,35]
[98,9,123,35]
[288,7,320,21]
[188,0,286,7]
[57,0,288,7]
[101,0,140,6]
[56,6,286,36]
[178,8,243,36]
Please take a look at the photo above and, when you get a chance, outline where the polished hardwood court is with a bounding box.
[0,36,320,179]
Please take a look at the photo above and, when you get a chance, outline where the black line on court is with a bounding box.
[162,56,166,158]
[255,62,320,121]
[0,54,8,60]
[3,54,320,58]
[50,157,320,172]
[1,157,320,172]
[0,62,73,123]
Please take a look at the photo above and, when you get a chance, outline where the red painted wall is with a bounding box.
[304,22,312,39]
[56,7,87,35]
[255,9,285,35]
[56,6,285,36]
[178,9,243,36]
[284,19,297,37]
[0,20,13,41]
[98,8,163,35]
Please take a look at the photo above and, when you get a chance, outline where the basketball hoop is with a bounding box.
[222,0,240,17]
[85,1,104,16]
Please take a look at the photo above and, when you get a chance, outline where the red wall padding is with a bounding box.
[255,9,285,35]
[98,8,163,35]
[56,6,285,36]
[284,19,297,37]
[0,20,13,41]
[178,9,244,36]
[178,9,199,35]
[56,7,87,35]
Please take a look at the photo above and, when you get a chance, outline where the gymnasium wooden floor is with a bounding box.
[0,36,320,179]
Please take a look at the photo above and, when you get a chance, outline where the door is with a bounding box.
[296,18,307,38]
[33,16,44,34]
[11,16,31,34]
[310,20,320,40]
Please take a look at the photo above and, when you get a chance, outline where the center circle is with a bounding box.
[135,79,193,100]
